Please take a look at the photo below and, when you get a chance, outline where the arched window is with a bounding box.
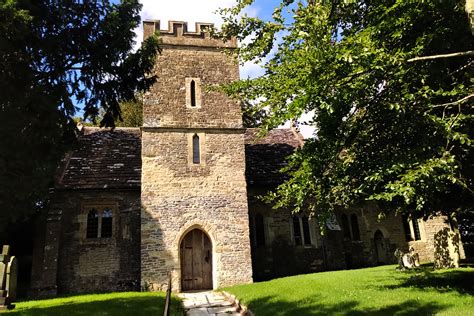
[192,134,200,164]
[84,206,116,239]
[292,215,312,246]
[101,208,113,238]
[412,218,422,241]
[402,214,412,241]
[86,209,99,238]
[190,80,196,107]
[292,216,302,245]
[255,213,265,247]
[350,214,360,241]
[341,214,351,239]
[302,216,311,245]
[402,214,422,241]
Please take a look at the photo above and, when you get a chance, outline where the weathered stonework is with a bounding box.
[142,21,240,129]
[30,190,141,295]
[409,215,465,263]
[141,20,252,291]
[247,195,465,281]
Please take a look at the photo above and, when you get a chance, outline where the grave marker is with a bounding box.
[0,245,17,310]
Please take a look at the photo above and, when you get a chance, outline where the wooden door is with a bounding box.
[180,229,212,291]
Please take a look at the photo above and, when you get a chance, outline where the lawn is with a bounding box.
[3,292,183,316]
[224,264,474,316]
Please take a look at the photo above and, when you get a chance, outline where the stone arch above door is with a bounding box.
[175,222,217,250]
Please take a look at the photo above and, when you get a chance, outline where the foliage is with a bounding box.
[458,208,474,258]
[115,97,143,127]
[0,0,160,226]
[218,0,474,223]
[242,100,267,127]
[459,209,474,242]
[224,264,474,316]
[78,96,144,127]
[5,292,183,316]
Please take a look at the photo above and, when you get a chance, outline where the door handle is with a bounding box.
[205,250,210,263]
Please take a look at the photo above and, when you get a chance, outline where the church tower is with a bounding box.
[141,20,253,291]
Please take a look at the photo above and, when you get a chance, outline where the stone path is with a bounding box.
[179,291,241,316]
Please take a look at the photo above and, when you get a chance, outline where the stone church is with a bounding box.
[29,21,463,296]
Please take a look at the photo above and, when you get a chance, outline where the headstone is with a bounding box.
[394,247,420,270]
[434,228,460,269]
[6,256,17,302]
[0,245,16,310]
[326,214,341,231]
[0,245,9,308]
[466,0,474,35]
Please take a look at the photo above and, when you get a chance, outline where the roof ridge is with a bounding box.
[83,126,141,131]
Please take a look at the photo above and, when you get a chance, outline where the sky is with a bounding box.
[135,0,315,138]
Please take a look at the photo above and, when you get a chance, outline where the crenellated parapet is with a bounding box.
[143,20,237,48]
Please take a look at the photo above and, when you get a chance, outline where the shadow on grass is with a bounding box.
[381,267,474,295]
[246,296,449,316]
[7,295,184,316]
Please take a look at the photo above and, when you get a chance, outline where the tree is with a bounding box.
[81,96,144,127]
[0,0,160,227]
[115,98,143,127]
[242,100,267,127]
[218,0,473,224]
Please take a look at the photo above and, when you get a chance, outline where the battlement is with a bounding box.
[143,20,237,49]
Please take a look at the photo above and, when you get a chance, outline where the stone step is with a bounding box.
[180,291,243,316]
[187,305,240,316]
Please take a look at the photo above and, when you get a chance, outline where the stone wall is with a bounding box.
[334,207,465,266]
[343,205,407,265]
[30,189,140,295]
[355,210,464,264]
[141,131,253,290]
[247,188,327,280]
[248,194,461,278]
[143,21,241,129]
[409,215,465,263]
[141,20,252,291]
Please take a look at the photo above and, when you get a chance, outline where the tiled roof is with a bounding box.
[244,128,301,186]
[56,127,300,189]
[56,127,141,189]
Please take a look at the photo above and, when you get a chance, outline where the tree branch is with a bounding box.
[408,51,474,62]
[432,93,474,108]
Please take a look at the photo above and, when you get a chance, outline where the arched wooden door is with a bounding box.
[374,230,387,264]
[180,229,212,291]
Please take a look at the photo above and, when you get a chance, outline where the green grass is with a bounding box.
[224,265,474,316]
[4,292,183,316]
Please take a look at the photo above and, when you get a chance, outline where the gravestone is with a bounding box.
[394,247,420,270]
[434,228,460,269]
[0,245,17,310]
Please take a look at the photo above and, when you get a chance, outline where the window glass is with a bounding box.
[302,216,311,245]
[192,134,200,164]
[101,208,113,238]
[350,214,360,241]
[293,216,302,245]
[190,80,196,107]
[341,214,351,239]
[86,209,99,238]
[412,218,422,241]
[402,214,413,241]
